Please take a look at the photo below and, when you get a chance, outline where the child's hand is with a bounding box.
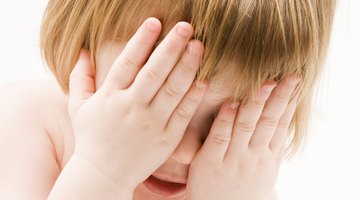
[186,76,300,200]
[67,18,207,191]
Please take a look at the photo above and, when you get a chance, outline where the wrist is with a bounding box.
[48,154,134,200]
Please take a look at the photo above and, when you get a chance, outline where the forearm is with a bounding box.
[47,154,133,200]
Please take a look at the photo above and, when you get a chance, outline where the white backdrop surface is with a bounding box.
[0,1,359,199]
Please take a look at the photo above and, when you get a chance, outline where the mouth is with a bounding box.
[143,174,187,197]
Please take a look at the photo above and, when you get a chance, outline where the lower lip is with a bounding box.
[143,175,187,197]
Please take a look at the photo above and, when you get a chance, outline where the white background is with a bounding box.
[0,1,359,199]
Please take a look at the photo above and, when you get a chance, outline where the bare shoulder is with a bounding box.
[0,79,73,165]
[0,80,66,109]
[0,79,73,199]
[0,79,68,113]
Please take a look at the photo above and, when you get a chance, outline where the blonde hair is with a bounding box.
[40,0,336,157]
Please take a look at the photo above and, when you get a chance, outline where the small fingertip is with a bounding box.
[176,22,193,38]
[77,50,92,70]
[187,40,204,56]
[145,17,161,32]
[262,82,277,94]
[229,101,240,110]
[283,74,301,87]
[195,80,208,90]
[79,49,90,59]
[70,49,94,79]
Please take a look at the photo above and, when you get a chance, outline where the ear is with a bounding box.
[68,49,95,120]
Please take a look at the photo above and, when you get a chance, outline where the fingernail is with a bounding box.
[146,18,159,32]
[262,84,276,93]
[289,78,301,87]
[196,81,205,89]
[176,23,190,38]
[230,101,240,109]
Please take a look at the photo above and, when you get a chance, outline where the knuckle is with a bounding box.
[186,92,200,104]
[253,99,265,109]
[164,82,183,97]
[235,120,256,132]
[121,56,139,69]
[219,118,235,125]
[249,143,269,152]
[259,115,278,127]
[176,105,192,119]
[276,93,289,103]
[145,68,161,82]
[211,133,231,145]
[277,121,290,131]
[276,86,292,103]
[159,134,171,146]
[256,155,275,167]
[178,59,196,74]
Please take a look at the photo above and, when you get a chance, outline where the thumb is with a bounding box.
[68,49,95,119]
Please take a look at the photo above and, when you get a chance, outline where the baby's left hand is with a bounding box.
[186,76,300,200]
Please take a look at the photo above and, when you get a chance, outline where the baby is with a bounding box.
[0,0,336,199]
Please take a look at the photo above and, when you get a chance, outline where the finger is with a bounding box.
[130,22,193,103]
[103,17,162,90]
[68,50,95,120]
[166,82,208,143]
[150,40,204,124]
[226,81,276,156]
[249,75,301,150]
[276,143,287,171]
[269,94,299,152]
[198,101,239,163]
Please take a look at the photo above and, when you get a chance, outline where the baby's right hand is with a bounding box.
[67,18,207,191]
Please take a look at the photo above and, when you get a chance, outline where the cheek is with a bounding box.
[187,93,222,144]
[188,114,215,144]
[201,117,216,144]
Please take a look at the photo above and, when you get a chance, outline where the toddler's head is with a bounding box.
[40,0,336,163]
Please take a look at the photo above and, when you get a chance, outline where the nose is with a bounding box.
[170,130,203,165]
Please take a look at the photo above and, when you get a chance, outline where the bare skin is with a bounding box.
[0,18,299,200]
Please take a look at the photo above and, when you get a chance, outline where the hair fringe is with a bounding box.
[40,0,336,158]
